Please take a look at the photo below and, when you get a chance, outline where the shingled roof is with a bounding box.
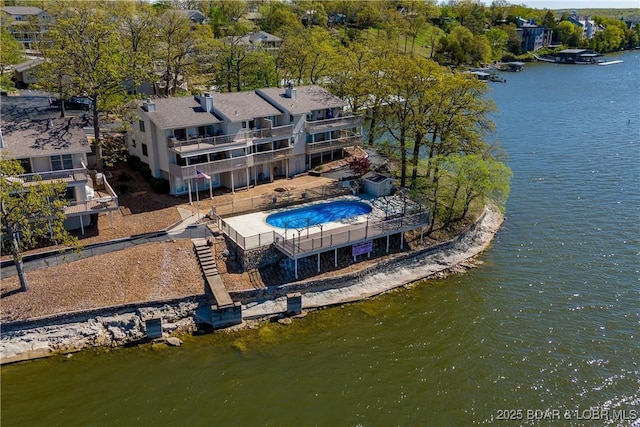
[1,116,90,159]
[256,85,345,116]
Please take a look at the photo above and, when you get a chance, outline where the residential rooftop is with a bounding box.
[256,85,345,116]
[0,116,90,158]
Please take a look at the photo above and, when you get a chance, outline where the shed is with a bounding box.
[362,173,394,197]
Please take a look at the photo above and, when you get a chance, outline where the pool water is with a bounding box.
[265,200,372,229]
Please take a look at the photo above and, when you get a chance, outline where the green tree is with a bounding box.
[156,10,214,96]
[38,3,144,172]
[277,27,338,85]
[485,27,508,60]
[439,154,511,228]
[258,1,303,38]
[1,158,79,292]
[0,27,24,92]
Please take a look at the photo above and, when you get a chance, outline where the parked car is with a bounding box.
[48,96,93,111]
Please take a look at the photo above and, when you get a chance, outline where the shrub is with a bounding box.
[348,156,372,176]
[150,177,170,194]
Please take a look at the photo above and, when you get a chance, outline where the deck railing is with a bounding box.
[274,211,430,258]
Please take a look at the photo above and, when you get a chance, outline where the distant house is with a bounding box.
[12,57,44,88]
[567,12,600,40]
[232,31,283,52]
[0,110,119,234]
[171,9,207,25]
[516,17,553,52]
[128,84,363,196]
[1,6,50,50]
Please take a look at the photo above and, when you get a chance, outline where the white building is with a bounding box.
[128,85,362,196]
[0,114,119,234]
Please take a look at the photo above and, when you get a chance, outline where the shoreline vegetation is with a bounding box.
[0,204,503,365]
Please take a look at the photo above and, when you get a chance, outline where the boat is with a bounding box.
[598,60,624,66]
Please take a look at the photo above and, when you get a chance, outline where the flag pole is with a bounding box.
[196,177,200,221]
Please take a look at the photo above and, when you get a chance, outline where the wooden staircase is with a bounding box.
[192,238,233,307]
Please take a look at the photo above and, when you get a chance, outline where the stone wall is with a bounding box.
[230,209,488,304]
[0,297,205,364]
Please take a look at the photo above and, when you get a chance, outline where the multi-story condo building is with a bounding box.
[129,85,362,196]
[0,115,119,234]
[1,6,50,50]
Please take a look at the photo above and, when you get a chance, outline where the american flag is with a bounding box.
[196,170,210,179]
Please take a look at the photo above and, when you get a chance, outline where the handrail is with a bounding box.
[17,168,89,183]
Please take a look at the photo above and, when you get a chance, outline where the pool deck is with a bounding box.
[220,194,427,253]
[223,195,377,238]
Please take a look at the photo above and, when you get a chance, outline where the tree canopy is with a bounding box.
[1,158,79,292]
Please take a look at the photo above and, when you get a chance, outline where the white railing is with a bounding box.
[305,113,363,133]
[18,168,89,184]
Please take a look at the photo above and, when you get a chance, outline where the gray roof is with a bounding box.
[1,6,44,16]
[242,31,282,44]
[0,116,90,159]
[13,58,44,74]
[172,9,206,22]
[257,85,345,115]
[210,91,282,122]
[142,97,222,129]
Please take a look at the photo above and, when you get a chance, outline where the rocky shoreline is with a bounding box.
[0,205,504,365]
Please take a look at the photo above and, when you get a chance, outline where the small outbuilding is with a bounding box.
[362,172,394,197]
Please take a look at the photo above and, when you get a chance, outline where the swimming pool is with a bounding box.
[266,200,372,229]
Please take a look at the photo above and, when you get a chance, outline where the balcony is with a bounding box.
[306,132,361,155]
[16,168,119,216]
[168,124,294,155]
[169,146,295,180]
[169,156,249,180]
[305,113,363,134]
[17,168,90,186]
[252,147,294,165]
[168,133,248,155]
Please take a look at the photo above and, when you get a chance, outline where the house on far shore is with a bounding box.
[0,108,119,234]
[566,12,600,40]
[516,17,553,52]
[127,84,363,197]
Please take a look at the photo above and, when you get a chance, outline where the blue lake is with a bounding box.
[1,51,638,426]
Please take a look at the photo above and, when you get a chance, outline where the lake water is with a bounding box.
[2,51,639,426]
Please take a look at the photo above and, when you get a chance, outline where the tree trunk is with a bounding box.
[410,132,424,188]
[11,233,28,292]
[399,132,407,188]
[367,106,378,146]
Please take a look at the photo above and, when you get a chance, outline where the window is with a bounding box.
[131,138,136,148]
[139,120,145,132]
[18,158,32,174]
[290,115,294,123]
[241,121,248,129]
[141,143,148,157]
[51,154,73,171]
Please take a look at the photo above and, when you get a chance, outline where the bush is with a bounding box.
[150,177,170,194]
[127,155,142,169]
